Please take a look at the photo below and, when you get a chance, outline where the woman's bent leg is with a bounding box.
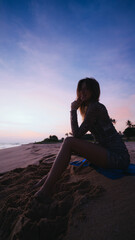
[34,138,72,199]
[66,137,109,168]
[34,136,109,199]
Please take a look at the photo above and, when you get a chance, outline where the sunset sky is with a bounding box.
[0,0,135,143]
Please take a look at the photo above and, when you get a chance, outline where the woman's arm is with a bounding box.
[70,103,97,138]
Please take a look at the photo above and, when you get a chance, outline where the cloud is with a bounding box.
[0,0,135,142]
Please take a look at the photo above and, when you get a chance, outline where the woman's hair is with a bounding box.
[76,77,100,120]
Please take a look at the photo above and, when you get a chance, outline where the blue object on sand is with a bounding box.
[69,159,135,179]
[70,158,89,167]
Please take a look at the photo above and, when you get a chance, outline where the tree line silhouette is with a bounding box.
[35,119,135,144]
[65,119,135,138]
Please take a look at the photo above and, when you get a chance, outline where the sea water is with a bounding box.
[0,143,22,150]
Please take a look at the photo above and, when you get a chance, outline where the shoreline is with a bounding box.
[0,143,23,150]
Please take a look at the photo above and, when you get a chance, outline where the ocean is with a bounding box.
[0,143,22,150]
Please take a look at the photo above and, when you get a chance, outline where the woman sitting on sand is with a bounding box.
[34,77,130,201]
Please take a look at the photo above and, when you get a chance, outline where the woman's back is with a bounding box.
[71,101,129,156]
[90,102,128,154]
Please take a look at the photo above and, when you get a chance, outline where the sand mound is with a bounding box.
[0,158,105,240]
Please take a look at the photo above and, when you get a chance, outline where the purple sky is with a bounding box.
[0,0,135,143]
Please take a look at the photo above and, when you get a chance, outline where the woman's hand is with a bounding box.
[71,98,83,110]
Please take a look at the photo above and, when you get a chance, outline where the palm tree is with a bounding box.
[126,120,133,128]
[69,132,73,135]
[110,118,116,124]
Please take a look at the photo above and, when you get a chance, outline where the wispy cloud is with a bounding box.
[0,0,135,142]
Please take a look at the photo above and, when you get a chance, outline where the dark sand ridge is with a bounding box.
[0,142,135,240]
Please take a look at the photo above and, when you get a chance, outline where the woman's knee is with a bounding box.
[63,136,74,145]
[63,136,78,149]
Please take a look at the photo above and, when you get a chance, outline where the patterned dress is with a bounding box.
[70,101,130,170]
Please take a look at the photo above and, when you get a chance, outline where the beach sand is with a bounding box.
[0,142,135,240]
